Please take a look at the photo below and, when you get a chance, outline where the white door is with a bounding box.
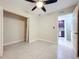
[72,4,79,57]
[0,6,3,56]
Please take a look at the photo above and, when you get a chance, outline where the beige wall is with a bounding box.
[72,4,79,59]
[3,12,25,46]
[29,7,74,43]
[29,16,39,43]
[38,13,58,43]
[28,13,58,43]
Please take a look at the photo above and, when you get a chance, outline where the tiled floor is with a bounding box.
[57,45,76,59]
[0,40,76,59]
[58,37,76,59]
[0,40,57,59]
[58,37,73,49]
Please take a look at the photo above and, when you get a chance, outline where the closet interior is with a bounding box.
[3,10,28,47]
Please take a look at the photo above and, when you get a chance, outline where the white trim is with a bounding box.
[29,39,38,43]
[4,40,23,46]
[29,38,57,44]
[39,39,57,44]
[0,6,3,56]
[26,19,29,42]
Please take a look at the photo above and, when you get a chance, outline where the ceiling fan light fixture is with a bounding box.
[36,2,44,8]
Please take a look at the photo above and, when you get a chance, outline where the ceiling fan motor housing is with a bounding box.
[26,0,57,12]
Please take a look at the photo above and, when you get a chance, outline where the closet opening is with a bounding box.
[3,10,28,46]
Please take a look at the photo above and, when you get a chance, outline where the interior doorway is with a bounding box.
[58,13,73,48]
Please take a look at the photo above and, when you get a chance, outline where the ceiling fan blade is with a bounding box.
[44,0,57,4]
[26,0,36,3]
[32,6,37,11]
[41,6,46,12]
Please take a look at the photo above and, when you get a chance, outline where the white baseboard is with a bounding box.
[4,40,24,46]
[39,39,57,44]
[29,39,38,43]
[29,38,57,44]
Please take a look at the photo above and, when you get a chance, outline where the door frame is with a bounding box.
[77,7,79,57]
[0,6,3,56]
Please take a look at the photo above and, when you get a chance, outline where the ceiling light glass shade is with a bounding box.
[36,2,44,8]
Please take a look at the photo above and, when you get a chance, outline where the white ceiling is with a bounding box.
[24,0,78,15]
[0,0,79,15]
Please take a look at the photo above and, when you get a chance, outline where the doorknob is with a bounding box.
[74,33,79,34]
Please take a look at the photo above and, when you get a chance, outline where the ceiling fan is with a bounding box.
[25,0,57,12]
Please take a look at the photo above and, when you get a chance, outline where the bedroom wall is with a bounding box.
[37,6,75,43]
[29,16,39,43]
[38,13,58,43]
[0,0,76,44]
[3,12,25,46]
